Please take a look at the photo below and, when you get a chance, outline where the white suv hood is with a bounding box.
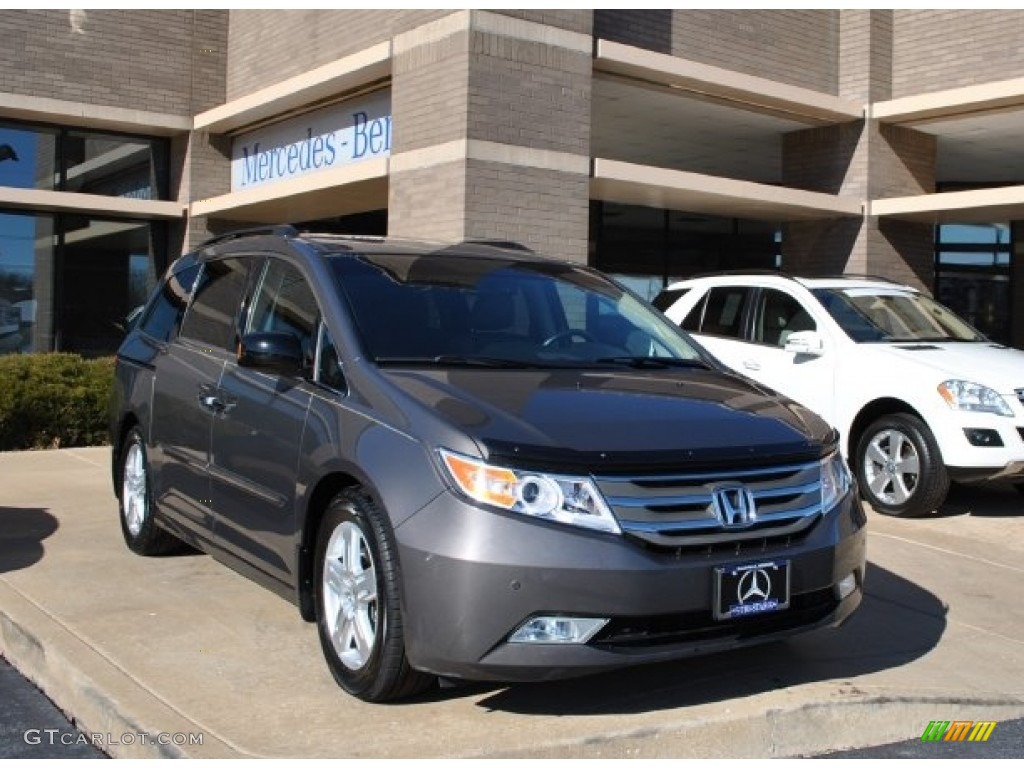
[871,341,1024,394]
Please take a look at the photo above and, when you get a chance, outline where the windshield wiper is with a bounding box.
[376,355,552,369]
[595,356,710,370]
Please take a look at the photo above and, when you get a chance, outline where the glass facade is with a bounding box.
[935,223,1011,344]
[591,202,780,301]
[0,121,169,357]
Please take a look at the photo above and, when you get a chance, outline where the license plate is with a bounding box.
[714,560,791,620]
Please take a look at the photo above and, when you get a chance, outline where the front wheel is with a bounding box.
[855,414,949,518]
[314,488,434,702]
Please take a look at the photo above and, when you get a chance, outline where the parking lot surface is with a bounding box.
[1,448,1022,758]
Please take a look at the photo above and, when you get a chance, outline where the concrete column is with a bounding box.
[389,11,593,262]
[782,9,937,291]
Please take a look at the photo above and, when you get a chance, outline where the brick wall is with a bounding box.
[466,33,591,155]
[894,10,1024,96]
[463,161,590,262]
[839,9,892,101]
[0,9,225,115]
[494,10,592,35]
[225,10,451,100]
[595,10,838,93]
[391,26,471,153]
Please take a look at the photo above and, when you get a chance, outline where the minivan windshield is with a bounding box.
[812,287,985,343]
[331,252,706,368]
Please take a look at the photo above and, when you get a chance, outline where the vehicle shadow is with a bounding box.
[0,507,58,574]
[929,482,1022,519]
[412,560,945,714]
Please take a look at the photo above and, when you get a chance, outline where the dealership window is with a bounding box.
[0,121,168,200]
[591,202,780,301]
[0,211,166,356]
[934,222,1010,344]
[0,120,171,357]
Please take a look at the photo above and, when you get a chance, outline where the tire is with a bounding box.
[855,413,949,518]
[118,427,184,555]
[314,488,434,702]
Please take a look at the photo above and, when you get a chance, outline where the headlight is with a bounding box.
[439,449,620,535]
[937,380,1013,417]
[821,451,852,511]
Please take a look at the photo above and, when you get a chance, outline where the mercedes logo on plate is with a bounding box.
[737,567,772,604]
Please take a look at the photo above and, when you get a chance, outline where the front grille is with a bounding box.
[595,460,823,551]
[593,588,838,649]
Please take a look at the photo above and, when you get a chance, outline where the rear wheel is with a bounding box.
[314,488,434,702]
[855,414,949,518]
[118,427,184,555]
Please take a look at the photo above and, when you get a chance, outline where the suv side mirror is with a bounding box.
[238,332,304,375]
[784,330,824,357]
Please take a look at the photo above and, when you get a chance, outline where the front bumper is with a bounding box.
[393,490,867,682]
[929,407,1024,482]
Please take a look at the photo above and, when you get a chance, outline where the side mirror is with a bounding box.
[238,332,304,375]
[784,330,824,357]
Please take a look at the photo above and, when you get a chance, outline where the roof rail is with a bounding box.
[688,268,794,280]
[460,238,534,252]
[198,224,299,250]
[813,273,905,285]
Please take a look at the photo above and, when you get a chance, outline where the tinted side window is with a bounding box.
[139,263,200,342]
[316,325,346,392]
[694,287,751,339]
[755,289,816,347]
[247,259,319,368]
[652,287,689,312]
[680,292,706,332]
[180,258,250,351]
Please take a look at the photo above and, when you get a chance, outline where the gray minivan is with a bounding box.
[110,227,866,702]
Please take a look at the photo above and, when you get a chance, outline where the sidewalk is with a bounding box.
[1,447,1023,758]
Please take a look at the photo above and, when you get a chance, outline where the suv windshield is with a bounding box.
[812,287,985,343]
[331,252,705,368]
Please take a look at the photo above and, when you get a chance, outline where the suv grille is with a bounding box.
[595,461,823,550]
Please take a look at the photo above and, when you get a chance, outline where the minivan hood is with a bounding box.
[380,367,832,471]
[870,341,1024,393]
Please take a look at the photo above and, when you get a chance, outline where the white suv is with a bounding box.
[655,273,1024,517]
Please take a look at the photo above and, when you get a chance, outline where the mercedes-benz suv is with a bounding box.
[656,272,1024,518]
[110,227,865,701]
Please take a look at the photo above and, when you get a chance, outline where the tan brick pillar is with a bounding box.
[388,11,593,263]
[782,10,938,291]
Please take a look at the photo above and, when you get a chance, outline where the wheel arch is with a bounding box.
[112,412,142,497]
[847,397,926,470]
[297,470,364,621]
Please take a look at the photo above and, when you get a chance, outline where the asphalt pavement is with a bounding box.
[1,447,1023,758]
[0,656,104,759]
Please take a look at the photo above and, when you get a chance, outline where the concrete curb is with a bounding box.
[0,581,246,759]
[3,573,1022,759]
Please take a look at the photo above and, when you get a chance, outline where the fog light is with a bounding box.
[963,428,1003,447]
[509,616,608,644]
[835,572,857,601]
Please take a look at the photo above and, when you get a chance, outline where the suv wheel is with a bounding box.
[855,414,949,518]
[119,427,184,555]
[314,488,434,702]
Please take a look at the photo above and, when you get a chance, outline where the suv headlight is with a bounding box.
[937,380,1013,417]
[439,449,620,535]
[821,451,852,511]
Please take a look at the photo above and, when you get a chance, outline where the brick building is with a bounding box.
[2,9,1024,354]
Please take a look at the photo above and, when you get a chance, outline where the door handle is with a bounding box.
[199,394,225,412]
[742,360,761,371]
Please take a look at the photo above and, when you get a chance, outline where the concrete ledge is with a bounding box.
[194,43,391,134]
[0,92,190,136]
[873,77,1024,125]
[595,40,863,125]
[0,187,185,220]
[870,185,1024,223]
[592,158,862,222]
